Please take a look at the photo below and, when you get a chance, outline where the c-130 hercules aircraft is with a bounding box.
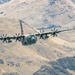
[0,20,74,45]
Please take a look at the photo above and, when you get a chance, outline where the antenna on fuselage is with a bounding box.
[19,20,24,35]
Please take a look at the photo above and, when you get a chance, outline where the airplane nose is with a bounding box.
[31,37,35,40]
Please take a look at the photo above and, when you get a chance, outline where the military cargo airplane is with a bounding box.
[0,20,74,45]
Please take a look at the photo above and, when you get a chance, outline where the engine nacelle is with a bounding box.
[40,34,49,39]
[7,40,12,43]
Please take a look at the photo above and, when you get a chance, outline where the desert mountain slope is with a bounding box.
[0,18,75,75]
[0,0,75,75]
[0,0,75,28]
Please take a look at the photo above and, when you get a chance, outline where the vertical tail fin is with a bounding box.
[19,20,24,35]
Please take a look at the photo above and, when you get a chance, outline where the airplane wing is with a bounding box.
[35,28,74,38]
[55,28,73,33]
[0,37,15,40]
[0,35,24,43]
[35,32,52,36]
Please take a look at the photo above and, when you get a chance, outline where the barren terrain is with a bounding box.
[0,0,75,75]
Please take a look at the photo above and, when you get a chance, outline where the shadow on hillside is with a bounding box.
[33,56,75,75]
[0,0,11,4]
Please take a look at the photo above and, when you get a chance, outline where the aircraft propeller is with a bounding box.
[15,33,21,42]
[0,34,8,43]
[51,28,58,37]
[0,34,12,43]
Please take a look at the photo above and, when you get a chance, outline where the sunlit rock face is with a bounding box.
[0,0,75,28]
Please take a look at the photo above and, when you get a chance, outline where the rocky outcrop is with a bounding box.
[0,59,4,64]
[0,0,11,4]
[33,56,75,75]
[3,72,19,75]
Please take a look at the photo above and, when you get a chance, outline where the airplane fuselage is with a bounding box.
[21,34,37,45]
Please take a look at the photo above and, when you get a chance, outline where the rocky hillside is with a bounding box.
[0,0,75,75]
[0,17,75,75]
[33,56,75,75]
[0,0,75,28]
